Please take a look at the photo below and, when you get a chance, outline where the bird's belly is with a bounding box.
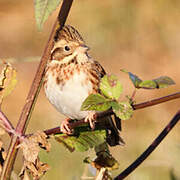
[44,72,92,119]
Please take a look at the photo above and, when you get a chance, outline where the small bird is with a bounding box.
[44,25,123,145]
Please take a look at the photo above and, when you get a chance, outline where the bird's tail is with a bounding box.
[98,115,125,146]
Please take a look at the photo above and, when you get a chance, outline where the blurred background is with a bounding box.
[0,0,180,179]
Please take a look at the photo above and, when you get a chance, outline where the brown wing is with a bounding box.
[86,60,106,94]
[91,60,124,146]
[93,60,106,79]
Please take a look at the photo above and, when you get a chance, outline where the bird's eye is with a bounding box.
[64,46,70,51]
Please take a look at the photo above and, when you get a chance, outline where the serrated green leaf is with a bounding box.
[54,127,106,152]
[112,101,133,120]
[34,0,61,30]
[121,70,142,88]
[0,63,17,104]
[81,93,112,111]
[139,80,157,89]
[153,76,175,88]
[128,72,142,88]
[54,134,76,152]
[122,70,175,89]
[100,75,123,100]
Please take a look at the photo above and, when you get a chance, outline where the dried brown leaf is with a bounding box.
[19,137,40,163]
[34,131,51,152]
[20,158,49,180]
[18,131,50,163]
[18,132,50,179]
[0,62,17,104]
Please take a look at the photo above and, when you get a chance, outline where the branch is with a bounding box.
[0,110,14,136]
[43,91,180,136]
[114,109,180,180]
[1,1,74,179]
[133,91,180,110]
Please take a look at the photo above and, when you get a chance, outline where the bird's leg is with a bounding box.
[60,118,73,134]
[84,111,97,130]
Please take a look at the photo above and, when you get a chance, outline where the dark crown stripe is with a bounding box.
[54,25,84,43]
[65,26,74,39]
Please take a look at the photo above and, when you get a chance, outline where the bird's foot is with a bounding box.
[84,111,97,130]
[60,118,73,134]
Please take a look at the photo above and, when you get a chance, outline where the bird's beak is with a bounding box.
[77,44,90,53]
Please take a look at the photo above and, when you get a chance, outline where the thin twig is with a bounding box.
[43,91,180,136]
[133,92,180,110]
[1,1,74,179]
[0,110,14,135]
[114,110,180,180]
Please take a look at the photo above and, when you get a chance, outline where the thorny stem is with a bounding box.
[1,0,74,179]
[114,110,180,180]
[43,91,180,136]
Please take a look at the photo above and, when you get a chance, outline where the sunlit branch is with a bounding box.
[43,91,180,136]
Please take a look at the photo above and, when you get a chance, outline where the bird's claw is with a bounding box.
[60,118,73,134]
[84,111,97,130]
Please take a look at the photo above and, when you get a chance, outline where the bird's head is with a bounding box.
[51,25,89,62]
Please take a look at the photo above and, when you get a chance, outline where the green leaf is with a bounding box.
[95,142,110,154]
[121,70,142,88]
[81,93,112,111]
[34,0,61,30]
[100,74,123,100]
[153,76,175,88]
[139,80,157,89]
[112,101,133,120]
[0,63,17,104]
[54,126,106,152]
[128,72,142,88]
[122,70,175,89]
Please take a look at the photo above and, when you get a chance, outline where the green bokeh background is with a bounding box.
[0,0,180,179]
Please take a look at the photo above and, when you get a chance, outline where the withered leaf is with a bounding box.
[18,131,50,163]
[19,132,50,180]
[0,62,17,104]
[20,157,50,180]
